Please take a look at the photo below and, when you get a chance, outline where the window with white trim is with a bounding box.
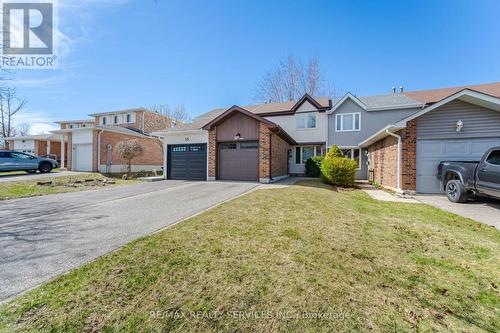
[340,148,361,169]
[113,115,120,124]
[296,113,317,129]
[101,117,107,125]
[125,113,133,123]
[294,145,324,164]
[335,113,360,131]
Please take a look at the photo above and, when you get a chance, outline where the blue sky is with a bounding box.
[12,0,500,133]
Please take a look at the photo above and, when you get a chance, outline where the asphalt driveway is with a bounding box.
[415,194,500,229]
[0,180,257,301]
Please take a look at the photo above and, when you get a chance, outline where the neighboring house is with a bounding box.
[52,108,169,173]
[56,119,95,129]
[8,108,171,173]
[360,83,500,194]
[326,92,423,179]
[5,134,67,161]
[154,95,331,183]
[155,82,500,194]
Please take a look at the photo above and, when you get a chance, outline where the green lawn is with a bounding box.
[0,173,136,200]
[0,180,498,332]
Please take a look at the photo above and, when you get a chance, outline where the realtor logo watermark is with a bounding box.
[1,0,58,69]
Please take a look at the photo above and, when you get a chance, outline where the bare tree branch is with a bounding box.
[114,139,144,175]
[16,123,31,136]
[147,104,190,127]
[255,55,329,103]
[0,87,27,147]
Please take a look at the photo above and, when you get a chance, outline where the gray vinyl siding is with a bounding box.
[417,100,500,139]
[327,99,420,147]
[326,99,420,180]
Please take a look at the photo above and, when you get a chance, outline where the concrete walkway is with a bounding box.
[0,171,91,183]
[357,182,420,203]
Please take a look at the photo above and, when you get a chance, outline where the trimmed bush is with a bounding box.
[320,156,358,186]
[305,156,324,177]
[325,145,342,159]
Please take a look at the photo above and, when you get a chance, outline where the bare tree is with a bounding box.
[148,104,190,126]
[114,139,144,175]
[16,123,31,136]
[0,88,27,147]
[255,55,327,103]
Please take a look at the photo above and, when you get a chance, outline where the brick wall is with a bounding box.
[259,123,271,180]
[367,119,417,192]
[270,133,289,178]
[400,119,417,191]
[94,111,171,134]
[208,128,217,179]
[35,140,47,156]
[368,135,398,189]
[66,133,73,171]
[49,141,65,161]
[98,132,163,171]
[143,111,172,133]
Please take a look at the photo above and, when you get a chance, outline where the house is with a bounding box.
[155,82,500,194]
[8,108,171,173]
[154,95,331,182]
[5,134,68,161]
[359,83,500,194]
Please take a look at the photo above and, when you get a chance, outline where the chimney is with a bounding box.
[400,86,404,93]
[328,99,333,109]
[392,86,396,94]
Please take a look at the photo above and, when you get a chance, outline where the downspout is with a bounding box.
[385,129,403,194]
[142,112,145,133]
[97,129,103,173]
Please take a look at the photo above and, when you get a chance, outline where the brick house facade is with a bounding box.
[367,119,417,193]
[202,107,293,183]
[208,128,217,180]
[52,108,172,173]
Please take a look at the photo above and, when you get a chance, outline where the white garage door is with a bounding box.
[72,144,93,171]
[417,137,500,193]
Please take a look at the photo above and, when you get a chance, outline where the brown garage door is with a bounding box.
[218,141,259,181]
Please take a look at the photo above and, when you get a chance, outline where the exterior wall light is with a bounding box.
[456,120,463,132]
[234,132,241,140]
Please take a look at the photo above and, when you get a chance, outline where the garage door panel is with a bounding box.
[168,144,207,180]
[443,141,469,155]
[73,144,93,172]
[417,138,500,193]
[471,140,500,154]
[219,142,259,181]
[417,140,443,156]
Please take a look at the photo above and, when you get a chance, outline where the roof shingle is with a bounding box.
[402,82,500,104]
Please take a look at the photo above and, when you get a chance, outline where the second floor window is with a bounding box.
[296,114,317,129]
[114,115,119,124]
[102,117,107,125]
[126,114,132,123]
[335,113,361,131]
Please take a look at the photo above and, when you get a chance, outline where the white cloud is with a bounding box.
[13,111,59,135]
[29,122,59,135]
